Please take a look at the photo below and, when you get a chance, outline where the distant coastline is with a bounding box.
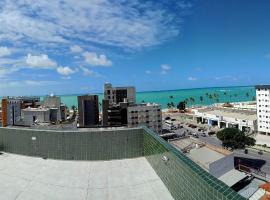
[1,85,255,110]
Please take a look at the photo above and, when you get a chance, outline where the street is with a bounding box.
[163,121,270,177]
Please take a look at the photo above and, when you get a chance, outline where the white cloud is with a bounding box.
[80,66,102,78]
[80,66,95,76]
[24,80,59,86]
[0,46,11,57]
[0,80,59,88]
[160,64,171,74]
[26,54,57,69]
[56,66,77,76]
[161,64,171,71]
[83,52,112,67]
[0,1,190,50]
[0,66,19,77]
[145,70,151,74]
[188,76,197,81]
[70,45,83,53]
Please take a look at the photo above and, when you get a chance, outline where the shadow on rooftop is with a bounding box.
[234,156,266,170]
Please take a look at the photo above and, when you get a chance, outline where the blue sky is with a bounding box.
[0,0,270,96]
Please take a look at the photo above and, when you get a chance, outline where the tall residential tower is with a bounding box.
[78,95,99,127]
[256,85,270,135]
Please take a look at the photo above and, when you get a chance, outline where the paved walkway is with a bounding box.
[0,153,173,200]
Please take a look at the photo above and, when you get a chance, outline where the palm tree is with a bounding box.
[71,105,77,112]
[246,92,250,98]
[199,96,204,103]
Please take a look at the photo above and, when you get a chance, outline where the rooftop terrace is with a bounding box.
[0,127,245,200]
[0,153,172,200]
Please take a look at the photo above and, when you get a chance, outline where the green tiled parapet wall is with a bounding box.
[0,127,245,200]
[143,127,245,200]
[0,127,143,160]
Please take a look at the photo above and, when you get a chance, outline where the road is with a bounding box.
[163,122,270,176]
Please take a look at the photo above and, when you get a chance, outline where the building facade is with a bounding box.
[43,95,62,121]
[1,97,22,127]
[104,83,136,104]
[78,95,99,127]
[102,100,128,127]
[256,85,270,135]
[193,107,257,133]
[21,108,51,126]
[127,103,162,134]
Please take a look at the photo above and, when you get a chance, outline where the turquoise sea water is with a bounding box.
[60,86,256,109]
[0,86,256,109]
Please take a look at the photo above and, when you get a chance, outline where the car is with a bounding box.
[201,133,207,137]
[192,133,199,138]
[208,131,216,136]
[258,150,263,155]
[244,149,248,154]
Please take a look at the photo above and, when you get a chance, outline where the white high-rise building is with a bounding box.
[256,85,270,135]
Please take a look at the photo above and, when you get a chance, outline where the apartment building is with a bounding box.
[127,103,162,134]
[78,95,99,127]
[102,100,128,127]
[104,83,136,104]
[256,85,270,135]
[1,97,21,127]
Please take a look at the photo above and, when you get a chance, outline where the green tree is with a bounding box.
[177,101,186,111]
[217,128,255,150]
[199,96,204,103]
[71,105,77,112]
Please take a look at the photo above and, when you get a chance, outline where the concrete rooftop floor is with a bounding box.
[0,153,174,200]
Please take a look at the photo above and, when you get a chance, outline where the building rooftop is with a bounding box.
[255,85,270,90]
[197,107,257,121]
[22,107,50,112]
[0,153,172,200]
[188,146,225,170]
[128,103,161,107]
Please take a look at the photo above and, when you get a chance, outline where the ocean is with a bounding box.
[59,86,256,109]
[0,86,256,109]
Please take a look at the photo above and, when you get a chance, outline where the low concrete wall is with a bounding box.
[0,127,143,160]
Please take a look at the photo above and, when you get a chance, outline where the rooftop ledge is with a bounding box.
[0,126,245,200]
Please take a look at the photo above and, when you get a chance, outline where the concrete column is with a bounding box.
[226,122,229,128]
[239,125,242,131]
[218,120,221,128]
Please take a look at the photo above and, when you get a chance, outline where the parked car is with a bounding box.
[208,131,216,136]
[192,133,199,138]
[244,149,248,154]
[258,150,263,155]
[201,133,207,137]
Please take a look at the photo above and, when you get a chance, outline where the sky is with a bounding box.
[0,0,270,96]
